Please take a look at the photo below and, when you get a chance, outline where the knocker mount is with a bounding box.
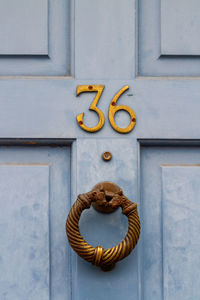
[91,181,124,214]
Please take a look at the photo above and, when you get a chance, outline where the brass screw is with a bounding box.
[102,151,112,161]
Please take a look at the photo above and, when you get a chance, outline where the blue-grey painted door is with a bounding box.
[0,0,200,300]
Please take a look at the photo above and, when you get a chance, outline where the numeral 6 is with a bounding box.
[109,85,136,133]
[76,85,136,134]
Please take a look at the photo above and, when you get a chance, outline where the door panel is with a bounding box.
[0,0,70,76]
[140,146,200,300]
[0,146,71,300]
[0,0,48,55]
[0,164,49,300]
[161,0,200,55]
[162,166,200,300]
[139,0,200,76]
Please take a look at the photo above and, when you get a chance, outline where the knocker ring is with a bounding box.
[66,182,140,271]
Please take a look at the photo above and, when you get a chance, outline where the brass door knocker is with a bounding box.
[66,182,140,271]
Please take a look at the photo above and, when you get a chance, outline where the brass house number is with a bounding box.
[76,85,136,134]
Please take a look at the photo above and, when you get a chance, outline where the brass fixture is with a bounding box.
[66,182,140,271]
[102,151,112,162]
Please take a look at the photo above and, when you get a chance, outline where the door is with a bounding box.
[0,1,200,300]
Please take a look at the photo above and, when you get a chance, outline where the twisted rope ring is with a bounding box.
[66,189,140,270]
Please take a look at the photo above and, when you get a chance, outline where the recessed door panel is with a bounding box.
[141,146,200,300]
[139,0,200,76]
[0,0,70,76]
[162,165,200,300]
[0,146,71,300]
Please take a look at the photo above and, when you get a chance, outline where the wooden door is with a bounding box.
[0,0,200,300]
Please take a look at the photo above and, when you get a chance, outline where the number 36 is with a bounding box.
[76,85,136,134]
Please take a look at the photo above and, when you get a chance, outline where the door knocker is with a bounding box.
[66,182,140,271]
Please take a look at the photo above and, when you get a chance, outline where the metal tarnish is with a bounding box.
[66,181,140,271]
